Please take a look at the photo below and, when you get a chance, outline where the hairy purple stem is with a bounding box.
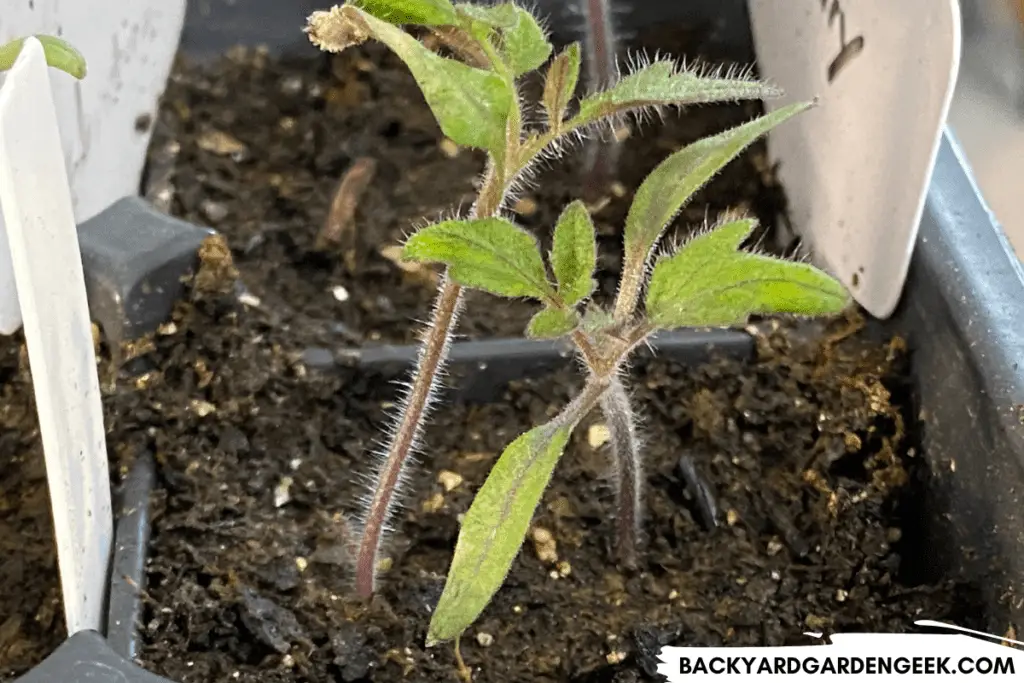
[354,161,508,598]
[583,0,616,95]
[354,276,464,598]
[599,376,642,568]
[581,0,622,195]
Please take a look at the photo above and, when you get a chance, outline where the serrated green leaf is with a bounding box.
[571,59,782,128]
[455,3,551,75]
[427,423,572,645]
[526,307,578,338]
[352,0,458,25]
[622,101,809,276]
[498,7,551,75]
[542,42,581,127]
[403,218,554,299]
[307,6,512,150]
[645,217,850,328]
[550,200,597,305]
[0,35,87,79]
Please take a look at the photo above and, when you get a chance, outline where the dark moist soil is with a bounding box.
[0,24,981,683]
[0,361,65,679]
[135,291,980,683]
[145,25,787,348]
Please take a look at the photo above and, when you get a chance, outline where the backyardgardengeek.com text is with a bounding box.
[675,655,1016,676]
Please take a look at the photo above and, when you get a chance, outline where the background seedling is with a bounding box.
[307,0,787,600]
[0,34,87,79]
[580,0,625,198]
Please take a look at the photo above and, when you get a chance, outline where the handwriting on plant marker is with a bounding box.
[821,0,864,83]
[749,0,960,317]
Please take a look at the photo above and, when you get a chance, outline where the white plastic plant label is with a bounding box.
[748,0,961,318]
[0,38,112,636]
[0,0,187,334]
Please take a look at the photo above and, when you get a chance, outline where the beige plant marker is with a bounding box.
[749,0,962,317]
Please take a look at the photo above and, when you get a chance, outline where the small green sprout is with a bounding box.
[0,35,87,79]
[306,0,791,604]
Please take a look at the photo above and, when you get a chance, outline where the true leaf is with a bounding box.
[550,200,596,305]
[645,217,850,328]
[403,218,554,299]
[542,43,581,128]
[455,3,551,75]
[0,35,86,79]
[571,59,783,129]
[351,0,458,25]
[306,6,512,151]
[427,423,572,645]
[526,307,577,338]
[622,101,809,276]
[497,6,551,75]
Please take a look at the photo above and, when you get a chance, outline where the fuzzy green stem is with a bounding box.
[555,375,611,431]
[612,258,646,324]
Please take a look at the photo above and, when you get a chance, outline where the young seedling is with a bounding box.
[306,0,791,599]
[406,105,851,650]
[0,34,87,79]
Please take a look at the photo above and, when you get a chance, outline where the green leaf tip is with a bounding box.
[0,35,87,79]
[550,200,597,306]
[306,5,512,151]
[623,101,811,276]
[455,2,552,76]
[571,58,783,128]
[526,307,577,339]
[403,217,554,299]
[645,216,851,329]
[542,42,581,128]
[427,423,572,645]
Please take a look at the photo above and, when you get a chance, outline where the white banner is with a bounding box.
[657,622,1024,681]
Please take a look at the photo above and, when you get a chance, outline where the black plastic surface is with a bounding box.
[891,131,1024,627]
[107,453,157,661]
[321,329,755,403]
[11,631,173,683]
[79,197,213,346]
